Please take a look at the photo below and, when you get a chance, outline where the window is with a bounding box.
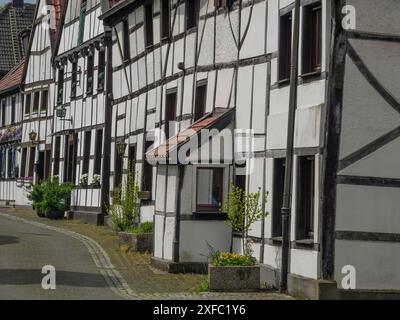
[33,91,40,113]
[278,12,292,81]
[87,50,94,94]
[196,168,223,212]
[11,97,15,123]
[128,145,136,175]
[114,143,123,188]
[57,68,64,105]
[44,149,51,180]
[71,61,78,98]
[98,49,105,91]
[165,90,177,139]
[7,148,16,178]
[186,0,199,30]
[144,2,154,47]
[53,136,61,176]
[82,130,91,175]
[302,2,322,74]
[0,148,5,178]
[77,1,87,45]
[160,0,170,39]
[272,158,286,238]
[25,93,31,114]
[142,140,153,194]
[235,162,246,191]
[122,19,130,61]
[1,100,5,126]
[94,129,103,175]
[28,147,35,177]
[194,81,207,121]
[20,147,27,177]
[296,156,315,240]
[41,90,48,112]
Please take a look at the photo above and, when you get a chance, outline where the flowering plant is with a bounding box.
[0,127,22,143]
[80,174,88,186]
[92,174,101,185]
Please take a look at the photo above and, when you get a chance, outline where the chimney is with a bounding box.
[12,0,24,8]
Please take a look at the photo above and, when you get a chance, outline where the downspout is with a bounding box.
[100,28,113,218]
[173,164,184,263]
[280,0,301,293]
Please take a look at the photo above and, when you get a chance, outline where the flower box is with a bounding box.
[208,265,260,292]
[138,191,151,200]
[117,232,153,253]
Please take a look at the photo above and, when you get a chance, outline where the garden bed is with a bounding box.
[118,231,153,253]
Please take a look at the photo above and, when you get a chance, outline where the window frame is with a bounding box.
[144,2,154,48]
[194,80,207,122]
[301,1,322,76]
[278,11,293,82]
[272,158,286,238]
[160,0,170,40]
[194,165,226,213]
[82,130,92,175]
[296,155,316,241]
[186,0,200,31]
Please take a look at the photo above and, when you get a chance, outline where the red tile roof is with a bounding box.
[147,108,235,161]
[0,59,25,94]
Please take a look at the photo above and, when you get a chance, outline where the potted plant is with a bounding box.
[208,248,259,292]
[108,166,153,253]
[79,174,88,187]
[207,184,268,292]
[37,177,74,220]
[27,183,45,217]
[92,174,101,187]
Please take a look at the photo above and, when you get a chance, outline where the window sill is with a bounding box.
[276,78,290,87]
[300,70,322,83]
[191,212,228,221]
[291,239,319,251]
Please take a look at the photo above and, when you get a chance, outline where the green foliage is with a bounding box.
[35,177,73,216]
[130,222,154,234]
[108,163,140,232]
[211,252,257,267]
[27,182,44,209]
[206,242,256,267]
[198,279,209,292]
[223,182,269,255]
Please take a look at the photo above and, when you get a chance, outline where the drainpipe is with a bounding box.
[100,28,113,219]
[280,0,301,293]
[172,164,184,263]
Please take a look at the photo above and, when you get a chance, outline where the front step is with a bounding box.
[68,210,105,226]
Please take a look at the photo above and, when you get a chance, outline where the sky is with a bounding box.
[0,0,36,5]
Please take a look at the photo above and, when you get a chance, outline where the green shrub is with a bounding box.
[27,183,45,217]
[130,222,153,234]
[37,177,74,218]
[108,163,140,232]
[198,279,209,292]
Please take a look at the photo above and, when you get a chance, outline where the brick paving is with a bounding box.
[0,208,293,300]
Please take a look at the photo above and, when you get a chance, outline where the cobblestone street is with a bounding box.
[0,209,293,300]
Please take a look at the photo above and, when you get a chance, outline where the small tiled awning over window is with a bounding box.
[146,107,235,163]
[0,60,25,94]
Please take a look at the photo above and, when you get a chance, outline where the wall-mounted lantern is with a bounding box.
[29,130,37,144]
[116,141,127,157]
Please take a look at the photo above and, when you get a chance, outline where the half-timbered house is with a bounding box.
[0,61,24,206]
[99,0,400,299]
[19,0,65,207]
[52,0,110,224]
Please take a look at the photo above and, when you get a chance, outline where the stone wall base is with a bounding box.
[261,264,400,300]
[151,257,208,274]
[68,210,104,226]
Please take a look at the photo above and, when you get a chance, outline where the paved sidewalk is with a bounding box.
[0,209,294,300]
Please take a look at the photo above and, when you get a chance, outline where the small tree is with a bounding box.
[223,182,268,256]
[108,162,140,232]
